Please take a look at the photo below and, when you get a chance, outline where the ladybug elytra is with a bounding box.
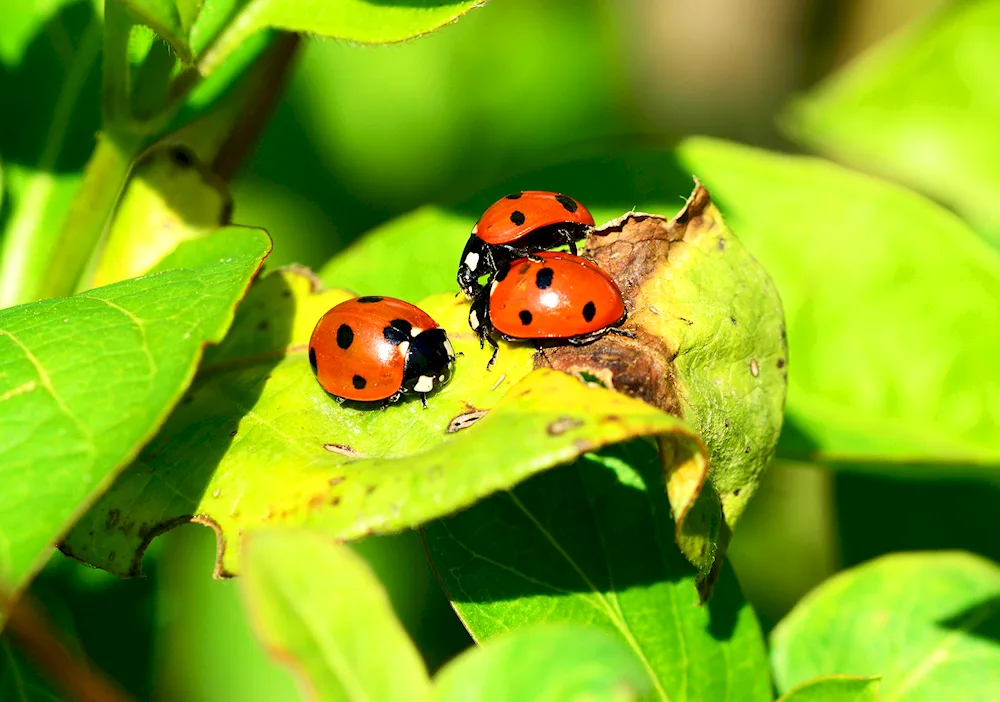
[469,251,630,368]
[457,191,594,299]
[309,296,455,408]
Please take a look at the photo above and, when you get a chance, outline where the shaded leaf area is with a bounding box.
[424,441,772,702]
[430,625,653,702]
[63,266,705,578]
[0,227,270,603]
[123,0,486,74]
[0,639,65,702]
[784,0,1000,246]
[771,552,1000,699]
[91,143,231,287]
[323,186,787,583]
[675,139,1000,470]
[776,676,880,702]
[0,0,103,306]
[240,530,430,702]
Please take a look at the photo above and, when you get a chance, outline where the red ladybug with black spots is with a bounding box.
[468,251,631,368]
[457,191,595,299]
[309,296,455,408]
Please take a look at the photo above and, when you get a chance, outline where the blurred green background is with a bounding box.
[6,0,976,698]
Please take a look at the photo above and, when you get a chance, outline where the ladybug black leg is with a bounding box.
[608,327,637,339]
[420,393,428,409]
[483,333,500,370]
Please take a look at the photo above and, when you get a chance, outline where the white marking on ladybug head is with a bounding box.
[398,340,410,357]
[469,310,480,329]
[410,326,423,337]
[443,338,454,357]
[465,252,480,272]
[472,223,479,236]
[414,375,434,393]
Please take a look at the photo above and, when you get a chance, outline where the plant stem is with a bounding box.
[36,133,140,300]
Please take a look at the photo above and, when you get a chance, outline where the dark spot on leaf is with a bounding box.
[329,476,345,486]
[358,296,383,303]
[229,430,237,437]
[169,146,194,166]
[678,317,693,325]
[535,267,554,289]
[733,488,741,497]
[182,395,195,405]
[582,301,596,322]
[282,290,291,298]
[519,310,533,325]
[730,316,737,326]
[337,323,354,349]
[717,237,726,251]
[510,210,526,226]
[352,375,367,389]
[308,494,325,509]
[724,419,729,428]
[309,347,318,374]
[555,194,578,213]
[330,496,341,506]
[745,446,751,454]
[547,417,584,436]
[106,510,119,528]
[366,485,376,495]
[505,192,523,200]
[777,358,786,369]
[108,551,115,561]
[257,320,269,331]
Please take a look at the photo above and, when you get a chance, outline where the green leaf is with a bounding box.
[240,530,430,702]
[119,0,200,62]
[784,0,1000,246]
[167,0,487,76]
[776,676,880,702]
[61,266,706,578]
[771,552,1000,699]
[676,138,1000,467]
[0,638,66,701]
[0,0,103,306]
[0,227,270,605]
[423,441,773,702]
[431,625,652,702]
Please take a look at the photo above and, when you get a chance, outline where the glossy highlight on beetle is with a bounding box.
[309,296,455,407]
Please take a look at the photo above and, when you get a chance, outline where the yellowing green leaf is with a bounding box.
[62,266,705,578]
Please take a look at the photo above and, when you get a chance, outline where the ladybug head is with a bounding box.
[457,235,488,299]
[402,328,455,396]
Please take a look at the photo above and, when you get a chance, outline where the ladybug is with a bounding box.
[457,191,595,299]
[468,251,631,368]
[309,296,455,408]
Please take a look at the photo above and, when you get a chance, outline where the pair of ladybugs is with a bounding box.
[309,191,629,407]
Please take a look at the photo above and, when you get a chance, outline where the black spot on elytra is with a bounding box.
[309,347,318,373]
[510,210,526,226]
[383,323,409,345]
[535,267,554,289]
[582,301,596,322]
[357,295,383,303]
[555,194,578,213]
[352,375,367,389]
[519,310,533,325]
[506,192,523,200]
[336,324,353,349]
